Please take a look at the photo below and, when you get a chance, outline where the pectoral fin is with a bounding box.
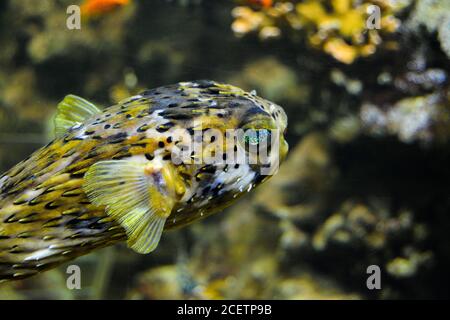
[83,160,174,254]
[54,95,101,137]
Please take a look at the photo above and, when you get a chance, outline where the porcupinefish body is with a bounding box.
[0,80,288,280]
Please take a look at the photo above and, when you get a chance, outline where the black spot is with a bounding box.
[4,214,17,223]
[62,189,82,197]
[159,109,192,120]
[19,213,39,223]
[62,149,77,158]
[200,165,216,174]
[85,150,99,159]
[43,217,64,228]
[104,124,111,129]
[13,198,28,205]
[111,153,131,160]
[107,132,128,144]
[166,136,173,143]
[253,173,265,185]
[210,136,216,143]
[145,153,154,161]
[156,123,173,133]
[234,164,239,169]
[206,88,221,95]
[162,113,192,121]
[137,124,149,132]
[64,136,83,142]
[167,103,178,108]
[70,172,85,179]
[126,114,132,119]
[181,104,198,109]
[202,186,211,195]
[45,201,60,209]
[42,141,53,149]
[131,141,147,147]
[243,106,264,120]
[158,141,165,148]
[28,198,42,206]
[163,154,171,161]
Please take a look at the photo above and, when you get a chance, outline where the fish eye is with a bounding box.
[240,129,271,151]
[245,129,270,145]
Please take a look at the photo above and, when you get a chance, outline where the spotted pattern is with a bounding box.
[0,80,288,280]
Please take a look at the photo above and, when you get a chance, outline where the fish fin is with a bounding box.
[83,160,173,254]
[54,94,101,137]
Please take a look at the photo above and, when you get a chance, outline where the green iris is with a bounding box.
[243,129,270,146]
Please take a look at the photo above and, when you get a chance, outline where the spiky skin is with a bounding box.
[0,80,288,281]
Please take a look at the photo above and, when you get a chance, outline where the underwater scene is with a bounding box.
[0,0,449,300]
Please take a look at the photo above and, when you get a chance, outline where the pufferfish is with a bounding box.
[0,80,288,281]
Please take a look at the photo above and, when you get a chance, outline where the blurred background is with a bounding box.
[0,0,449,299]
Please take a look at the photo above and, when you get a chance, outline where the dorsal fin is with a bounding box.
[54,94,101,137]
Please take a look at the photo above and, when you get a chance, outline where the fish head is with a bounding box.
[161,81,289,227]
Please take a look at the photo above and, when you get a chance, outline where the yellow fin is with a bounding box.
[54,94,101,137]
[83,160,174,254]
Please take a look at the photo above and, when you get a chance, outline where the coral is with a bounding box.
[438,15,450,59]
[360,90,450,143]
[407,0,450,34]
[406,0,450,58]
[386,250,433,278]
[232,0,410,63]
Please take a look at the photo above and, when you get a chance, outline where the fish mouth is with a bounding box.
[280,139,289,162]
